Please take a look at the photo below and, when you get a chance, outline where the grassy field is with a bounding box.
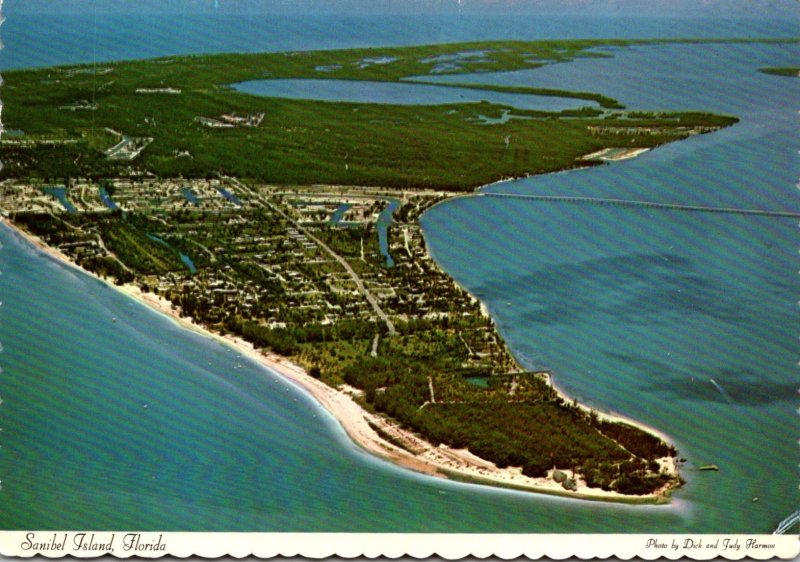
[1,39,743,190]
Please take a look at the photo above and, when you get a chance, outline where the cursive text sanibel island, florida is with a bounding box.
[1,39,745,501]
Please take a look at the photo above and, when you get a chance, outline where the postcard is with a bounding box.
[0,0,798,558]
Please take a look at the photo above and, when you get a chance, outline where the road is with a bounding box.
[225,177,397,336]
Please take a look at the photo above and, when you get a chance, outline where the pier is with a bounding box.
[481,192,800,219]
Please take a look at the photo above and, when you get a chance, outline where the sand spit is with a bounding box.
[582,147,651,161]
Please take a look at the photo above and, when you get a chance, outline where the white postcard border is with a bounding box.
[1,532,798,560]
[1,3,799,561]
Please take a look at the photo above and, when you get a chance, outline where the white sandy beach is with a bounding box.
[2,216,679,504]
[582,147,651,161]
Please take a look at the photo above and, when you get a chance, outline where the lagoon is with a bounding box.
[232,79,592,111]
[1,7,798,534]
[422,39,799,534]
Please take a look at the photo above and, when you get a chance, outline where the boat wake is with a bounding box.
[709,378,735,404]
[774,509,800,535]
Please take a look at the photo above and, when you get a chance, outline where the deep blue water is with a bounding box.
[1,6,798,533]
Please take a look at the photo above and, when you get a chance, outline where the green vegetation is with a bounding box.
[2,39,739,190]
[759,66,799,77]
[404,79,625,109]
[7,179,679,496]
[1,38,761,497]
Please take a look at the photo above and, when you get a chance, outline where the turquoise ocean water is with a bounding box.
[0,7,798,532]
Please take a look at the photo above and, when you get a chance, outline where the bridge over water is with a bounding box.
[481,192,800,219]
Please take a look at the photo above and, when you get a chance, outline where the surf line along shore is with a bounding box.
[0,215,679,504]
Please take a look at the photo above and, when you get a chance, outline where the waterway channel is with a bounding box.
[2,7,797,534]
[232,78,594,112]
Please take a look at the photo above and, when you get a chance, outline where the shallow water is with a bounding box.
[1,8,797,532]
[330,203,352,225]
[0,220,697,532]
[233,79,591,111]
[4,10,796,70]
[422,40,799,533]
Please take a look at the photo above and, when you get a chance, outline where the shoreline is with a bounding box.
[419,197,676,444]
[1,215,679,505]
[581,147,651,161]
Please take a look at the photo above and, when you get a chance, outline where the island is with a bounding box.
[759,66,800,77]
[0,39,743,502]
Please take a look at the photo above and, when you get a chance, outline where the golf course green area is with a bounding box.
[1,39,741,189]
